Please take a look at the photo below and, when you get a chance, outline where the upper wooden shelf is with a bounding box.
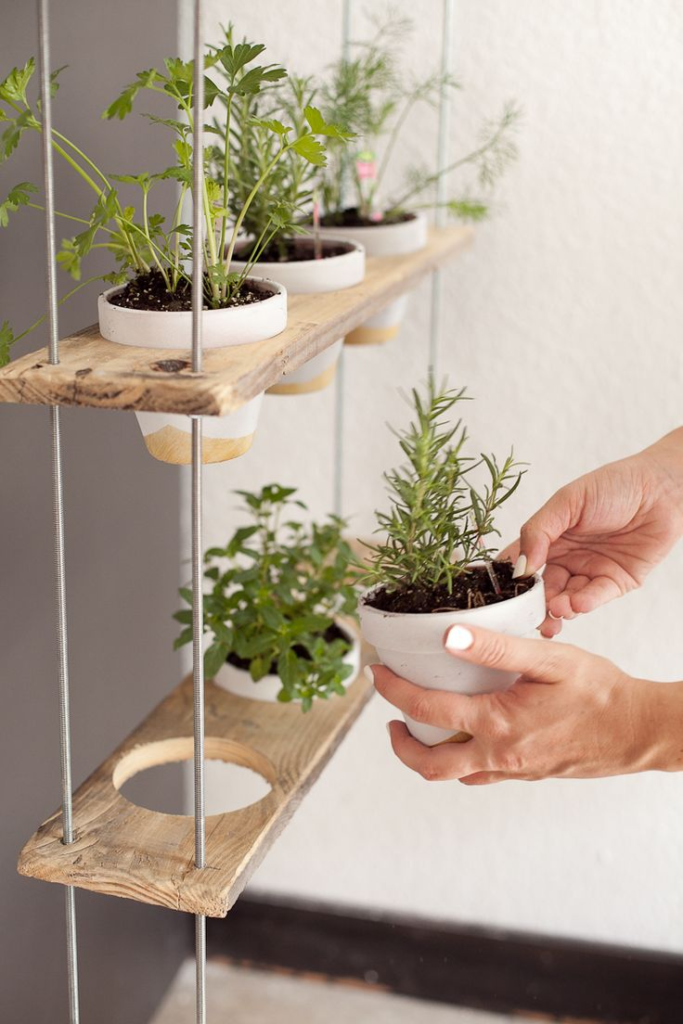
[0,226,472,416]
[18,650,373,918]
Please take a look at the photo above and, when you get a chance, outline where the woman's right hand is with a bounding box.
[502,428,683,637]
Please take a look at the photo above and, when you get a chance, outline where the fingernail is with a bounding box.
[445,625,474,652]
[386,722,392,738]
[364,665,375,684]
[512,554,528,579]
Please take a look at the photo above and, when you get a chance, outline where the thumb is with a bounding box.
[517,485,577,576]
[443,623,575,683]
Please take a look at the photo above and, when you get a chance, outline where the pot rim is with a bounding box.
[359,571,544,620]
[319,210,426,231]
[100,275,286,316]
[231,237,365,267]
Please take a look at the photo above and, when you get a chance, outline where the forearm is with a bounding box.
[640,427,683,507]
[640,678,683,772]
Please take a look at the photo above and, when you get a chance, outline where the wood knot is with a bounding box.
[151,359,191,373]
[75,368,92,378]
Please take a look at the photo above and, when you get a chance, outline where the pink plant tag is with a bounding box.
[356,149,377,181]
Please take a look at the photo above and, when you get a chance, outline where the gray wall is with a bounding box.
[1,2,188,1021]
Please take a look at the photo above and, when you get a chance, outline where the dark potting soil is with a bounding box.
[364,561,534,615]
[235,237,354,263]
[225,623,348,674]
[108,270,275,312]
[319,207,415,229]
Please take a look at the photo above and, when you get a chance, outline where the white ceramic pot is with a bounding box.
[213,621,362,704]
[359,574,546,746]
[97,279,287,464]
[319,212,427,345]
[231,238,365,393]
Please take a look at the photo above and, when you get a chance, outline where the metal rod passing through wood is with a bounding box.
[38,2,81,1020]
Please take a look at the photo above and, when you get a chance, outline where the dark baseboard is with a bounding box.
[206,896,683,1024]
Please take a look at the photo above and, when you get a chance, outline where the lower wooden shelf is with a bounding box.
[18,664,373,918]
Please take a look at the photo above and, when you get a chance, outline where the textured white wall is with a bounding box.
[179,0,683,951]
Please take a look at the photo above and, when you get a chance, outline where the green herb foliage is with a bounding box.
[319,16,520,223]
[362,378,524,594]
[0,39,343,365]
[174,485,360,712]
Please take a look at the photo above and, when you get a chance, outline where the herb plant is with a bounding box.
[174,484,360,711]
[362,377,524,601]
[0,39,345,365]
[319,17,520,224]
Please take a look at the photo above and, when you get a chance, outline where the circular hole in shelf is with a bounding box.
[114,737,275,816]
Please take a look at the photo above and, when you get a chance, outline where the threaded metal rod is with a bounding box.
[191,1,207,1020]
[428,0,455,375]
[38,2,80,1020]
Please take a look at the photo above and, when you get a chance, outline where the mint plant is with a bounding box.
[362,378,524,608]
[319,17,520,225]
[174,484,360,711]
[0,39,345,365]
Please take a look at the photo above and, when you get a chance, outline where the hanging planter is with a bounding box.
[230,237,365,393]
[358,378,546,747]
[214,619,361,703]
[318,212,427,345]
[98,279,286,464]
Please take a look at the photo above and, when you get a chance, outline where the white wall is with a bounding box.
[179,0,683,952]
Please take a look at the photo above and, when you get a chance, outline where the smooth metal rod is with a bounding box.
[428,0,455,374]
[191,3,207,1020]
[333,0,353,517]
[38,3,81,1021]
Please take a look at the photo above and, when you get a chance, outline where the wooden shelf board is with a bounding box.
[0,226,472,416]
[17,656,374,918]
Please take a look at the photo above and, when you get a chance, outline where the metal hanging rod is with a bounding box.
[429,0,455,376]
[37,0,81,1019]
[191,0,207,1019]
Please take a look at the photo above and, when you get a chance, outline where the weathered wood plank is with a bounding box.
[0,227,472,416]
[17,652,374,918]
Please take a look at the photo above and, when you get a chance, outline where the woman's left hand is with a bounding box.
[371,625,683,784]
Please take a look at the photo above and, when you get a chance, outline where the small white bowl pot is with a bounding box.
[359,574,546,746]
[213,621,362,704]
[318,212,427,345]
[97,278,287,465]
[230,238,365,394]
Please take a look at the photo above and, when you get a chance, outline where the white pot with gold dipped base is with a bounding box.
[230,237,364,394]
[318,212,427,346]
[97,278,287,465]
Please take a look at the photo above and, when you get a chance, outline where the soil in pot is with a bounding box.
[225,622,349,674]
[364,561,534,614]
[235,237,354,263]
[320,207,415,229]
[108,269,276,312]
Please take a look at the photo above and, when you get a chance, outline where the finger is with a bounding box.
[542,563,571,602]
[459,771,514,786]
[539,614,563,639]
[547,575,590,619]
[387,720,486,781]
[518,484,581,576]
[565,574,623,613]
[371,664,485,734]
[498,538,520,564]
[444,624,576,683]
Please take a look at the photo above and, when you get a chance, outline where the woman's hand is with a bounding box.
[371,625,683,784]
[501,428,683,637]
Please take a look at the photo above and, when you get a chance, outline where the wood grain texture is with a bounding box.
[0,227,472,416]
[18,659,374,918]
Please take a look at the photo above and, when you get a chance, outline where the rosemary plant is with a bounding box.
[175,484,360,711]
[362,378,524,603]
[0,39,344,365]
[319,17,520,225]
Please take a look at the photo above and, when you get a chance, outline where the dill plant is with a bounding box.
[362,378,524,605]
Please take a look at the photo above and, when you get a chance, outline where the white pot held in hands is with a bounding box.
[213,621,362,703]
[319,212,427,345]
[97,278,287,465]
[360,574,546,746]
[230,238,365,394]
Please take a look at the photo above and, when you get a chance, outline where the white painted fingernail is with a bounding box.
[364,665,375,684]
[512,554,528,579]
[445,626,474,652]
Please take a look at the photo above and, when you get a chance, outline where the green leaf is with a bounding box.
[248,116,291,136]
[173,627,193,651]
[304,105,355,141]
[447,199,488,222]
[0,59,36,106]
[0,321,15,367]
[173,609,193,625]
[212,622,234,647]
[102,69,158,120]
[204,643,228,679]
[0,181,37,227]
[219,42,267,78]
[290,134,327,166]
